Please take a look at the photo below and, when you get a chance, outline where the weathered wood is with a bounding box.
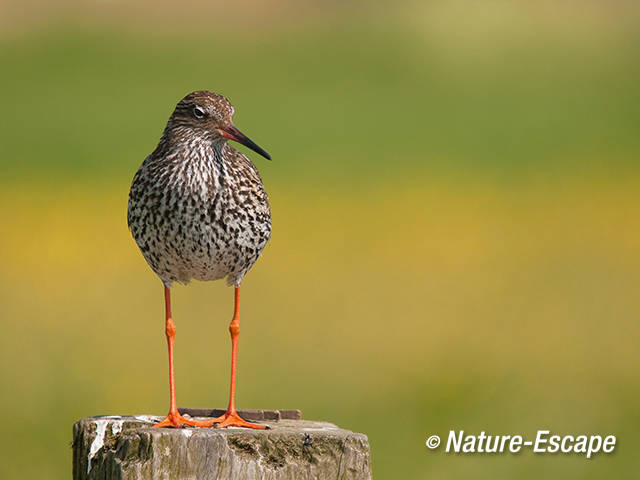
[73,414,372,480]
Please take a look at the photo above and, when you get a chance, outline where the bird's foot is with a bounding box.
[153,411,201,428]
[196,409,268,430]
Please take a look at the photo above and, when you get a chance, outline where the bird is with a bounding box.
[127,91,272,429]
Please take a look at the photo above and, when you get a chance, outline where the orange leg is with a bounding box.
[154,286,201,428]
[198,286,266,429]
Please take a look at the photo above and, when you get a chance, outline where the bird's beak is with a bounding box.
[218,125,271,160]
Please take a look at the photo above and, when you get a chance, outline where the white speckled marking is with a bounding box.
[87,420,109,473]
[134,415,160,423]
[87,418,125,473]
[183,429,193,437]
[111,420,124,435]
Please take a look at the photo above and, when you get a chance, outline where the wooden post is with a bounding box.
[73,410,372,479]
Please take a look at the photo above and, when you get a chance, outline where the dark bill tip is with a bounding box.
[219,126,272,160]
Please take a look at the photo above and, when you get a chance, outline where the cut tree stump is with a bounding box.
[73,410,372,480]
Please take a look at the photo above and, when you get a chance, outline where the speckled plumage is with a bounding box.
[127,91,271,287]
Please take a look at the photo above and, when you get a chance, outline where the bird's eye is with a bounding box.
[193,107,205,119]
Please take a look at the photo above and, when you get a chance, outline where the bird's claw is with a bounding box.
[207,410,268,430]
[153,411,199,428]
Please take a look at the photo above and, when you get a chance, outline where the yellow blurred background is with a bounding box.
[1,1,639,478]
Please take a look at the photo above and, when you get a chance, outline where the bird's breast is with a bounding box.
[128,151,271,285]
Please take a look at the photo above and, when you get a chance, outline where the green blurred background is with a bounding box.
[1,1,639,478]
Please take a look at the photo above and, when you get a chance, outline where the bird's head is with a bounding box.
[167,90,271,160]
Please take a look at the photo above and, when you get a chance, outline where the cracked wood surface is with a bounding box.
[73,415,371,480]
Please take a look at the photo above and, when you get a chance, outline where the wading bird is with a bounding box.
[128,91,272,429]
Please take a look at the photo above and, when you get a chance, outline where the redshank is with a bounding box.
[127,91,272,429]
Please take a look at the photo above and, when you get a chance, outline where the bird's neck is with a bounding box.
[154,127,230,187]
[158,126,226,160]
